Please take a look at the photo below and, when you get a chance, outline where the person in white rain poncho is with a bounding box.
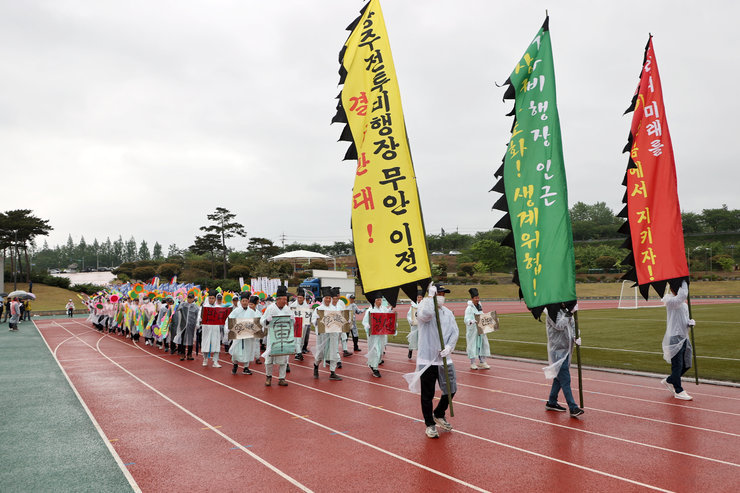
[260,286,294,387]
[289,291,312,362]
[311,287,343,381]
[363,297,391,378]
[403,284,459,439]
[330,288,349,365]
[543,304,584,418]
[199,294,223,368]
[659,281,695,401]
[406,291,423,359]
[228,294,261,376]
[348,294,364,353]
[463,288,491,370]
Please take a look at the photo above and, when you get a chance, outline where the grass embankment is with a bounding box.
[379,303,740,382]
[18,284,84,312]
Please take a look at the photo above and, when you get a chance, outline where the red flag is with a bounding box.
[619,37,688,299]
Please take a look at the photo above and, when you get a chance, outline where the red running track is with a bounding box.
[36,318,740,492]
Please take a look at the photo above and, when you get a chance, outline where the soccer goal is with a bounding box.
[618,280,639,309]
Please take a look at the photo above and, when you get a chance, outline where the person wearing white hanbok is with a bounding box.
[347,294,363,353]
[543,305,584,417]
[311,287,342,381]
[362,297,391,378]
[228,295,261,375]
[659,281,695,400]
[199,294,223,368]
[463,288,491,370]
[406,292,423,359]
[260,287,294,386]
[290,293,312,361]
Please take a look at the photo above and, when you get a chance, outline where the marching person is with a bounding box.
[347,294,363,353]
[464,288,491,370]
[311,287,342,381]
[200,293,223,368]
[543,303,584,418]
[260,286,294,387]
[660,281,695,401]
[406,291,423,359]
[156,297,175,349]
[290,291,312,361]
[414,284,459,439]
[228,294,260,375]
[330,288,349,365]
[173,292,199,361]
[362,296,390,378]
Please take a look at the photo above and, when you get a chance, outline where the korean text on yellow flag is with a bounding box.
[341,0,430,293]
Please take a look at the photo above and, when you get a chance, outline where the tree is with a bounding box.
[138,240,151,260]
[0,209,53,282]
[124,236,138,263]
[113,236,124,266]
[190,233,222,278]
[152,242,163,260]
[200,207,247,278]
[681,211,705,234]
[167,243,182,259]
[247,237,280,260]
[570,201,622,240]
[468,239,514,273]
[701,205,740,232]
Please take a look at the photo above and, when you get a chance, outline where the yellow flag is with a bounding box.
[335,0,431,301]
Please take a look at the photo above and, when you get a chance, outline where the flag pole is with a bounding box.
[687,292,699,385]
[432,292,453,416]
[573,310,584,408]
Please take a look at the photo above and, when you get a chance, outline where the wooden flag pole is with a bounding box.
[573,310,584,408]
[432,293,453,417]
[687,293,699,385]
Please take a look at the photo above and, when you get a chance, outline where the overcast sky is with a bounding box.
[2,0,737,252]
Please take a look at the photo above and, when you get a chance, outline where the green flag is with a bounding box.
[493,16,576,318]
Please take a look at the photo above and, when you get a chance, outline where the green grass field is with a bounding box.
[377,303,740,383]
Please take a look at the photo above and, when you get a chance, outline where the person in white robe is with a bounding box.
[311,287,343,381]
[406,292,423,359]
[463,288,491,369]
[260,287,294,386]
[362,297,391,378]
[659,281,695,401]
[290,292,312,361]
[228,294,261,375]
[347,294,364,353]
[199,294,223,368]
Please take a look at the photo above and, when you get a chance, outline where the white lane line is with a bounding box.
[89,324,676,492]
[382,352,740,417]
[53,336,75,357]
[60,321,487,493]
[34,322,142,493]
[301,358,740,468]
[49,321,312,493]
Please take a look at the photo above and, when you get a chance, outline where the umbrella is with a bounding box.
[20,293,36,300]
[0,292,7,297]
[8,290,27,298]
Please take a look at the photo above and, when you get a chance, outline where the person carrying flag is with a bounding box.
[543,304,584,417]
[660,281,695,401]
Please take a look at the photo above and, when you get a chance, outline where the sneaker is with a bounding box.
[674,391,693,401]
[371,369,381,378]
[478,362,490,369]
[232,364,238,375]
[243,367,252,375]
[433,416,453,432]
[570,407,585,418]
[294,353,304,361]
[255,358,262,365]
[187,356,194,360]
[408,350,413,359]
[212,362,221,368]
[302,349,309,354]
[337,362,342,369]
[379,359,384,366]
[470,363,479,370]
[660,378,674,394]
[265,376,272,386]
[425,425,439,438]
[329,372,343,381]
[180,355,185,361]
[286,365,291,373]
[278,379,288,387]
[343,350,351,357]
[313,364,319,379]
[545,402,567,412]
[202,359,208,367]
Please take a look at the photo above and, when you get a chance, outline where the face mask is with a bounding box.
[437,296,446,306]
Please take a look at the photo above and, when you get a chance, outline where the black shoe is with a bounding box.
[354,347,361,352]
[187,356,194,360]
[570,407,585,418]
[313,364,319,379]
[302,349,309,354]
[255,359,262,365]
[408,350,413,359]
[379,359,384,366]
[243,367,252,375]
[372,369,381,378]
[294,353,304,361]
[329,372,343,381]
[286,365,291,373]
[343,350,351,357]
[232,364,238,375]
[180,355,185,361]
[545,402,566,412]
[337,362,342,369]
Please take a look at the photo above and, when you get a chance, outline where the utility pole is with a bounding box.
[280,232,286,249]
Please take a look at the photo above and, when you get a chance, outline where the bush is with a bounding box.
[70,283,102,295]
[228,265,251,279]
[117,273,130,282]
[38,275,71,289]
[458,263,476,277]
[157,263,182,279]
[132,266,156,281]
